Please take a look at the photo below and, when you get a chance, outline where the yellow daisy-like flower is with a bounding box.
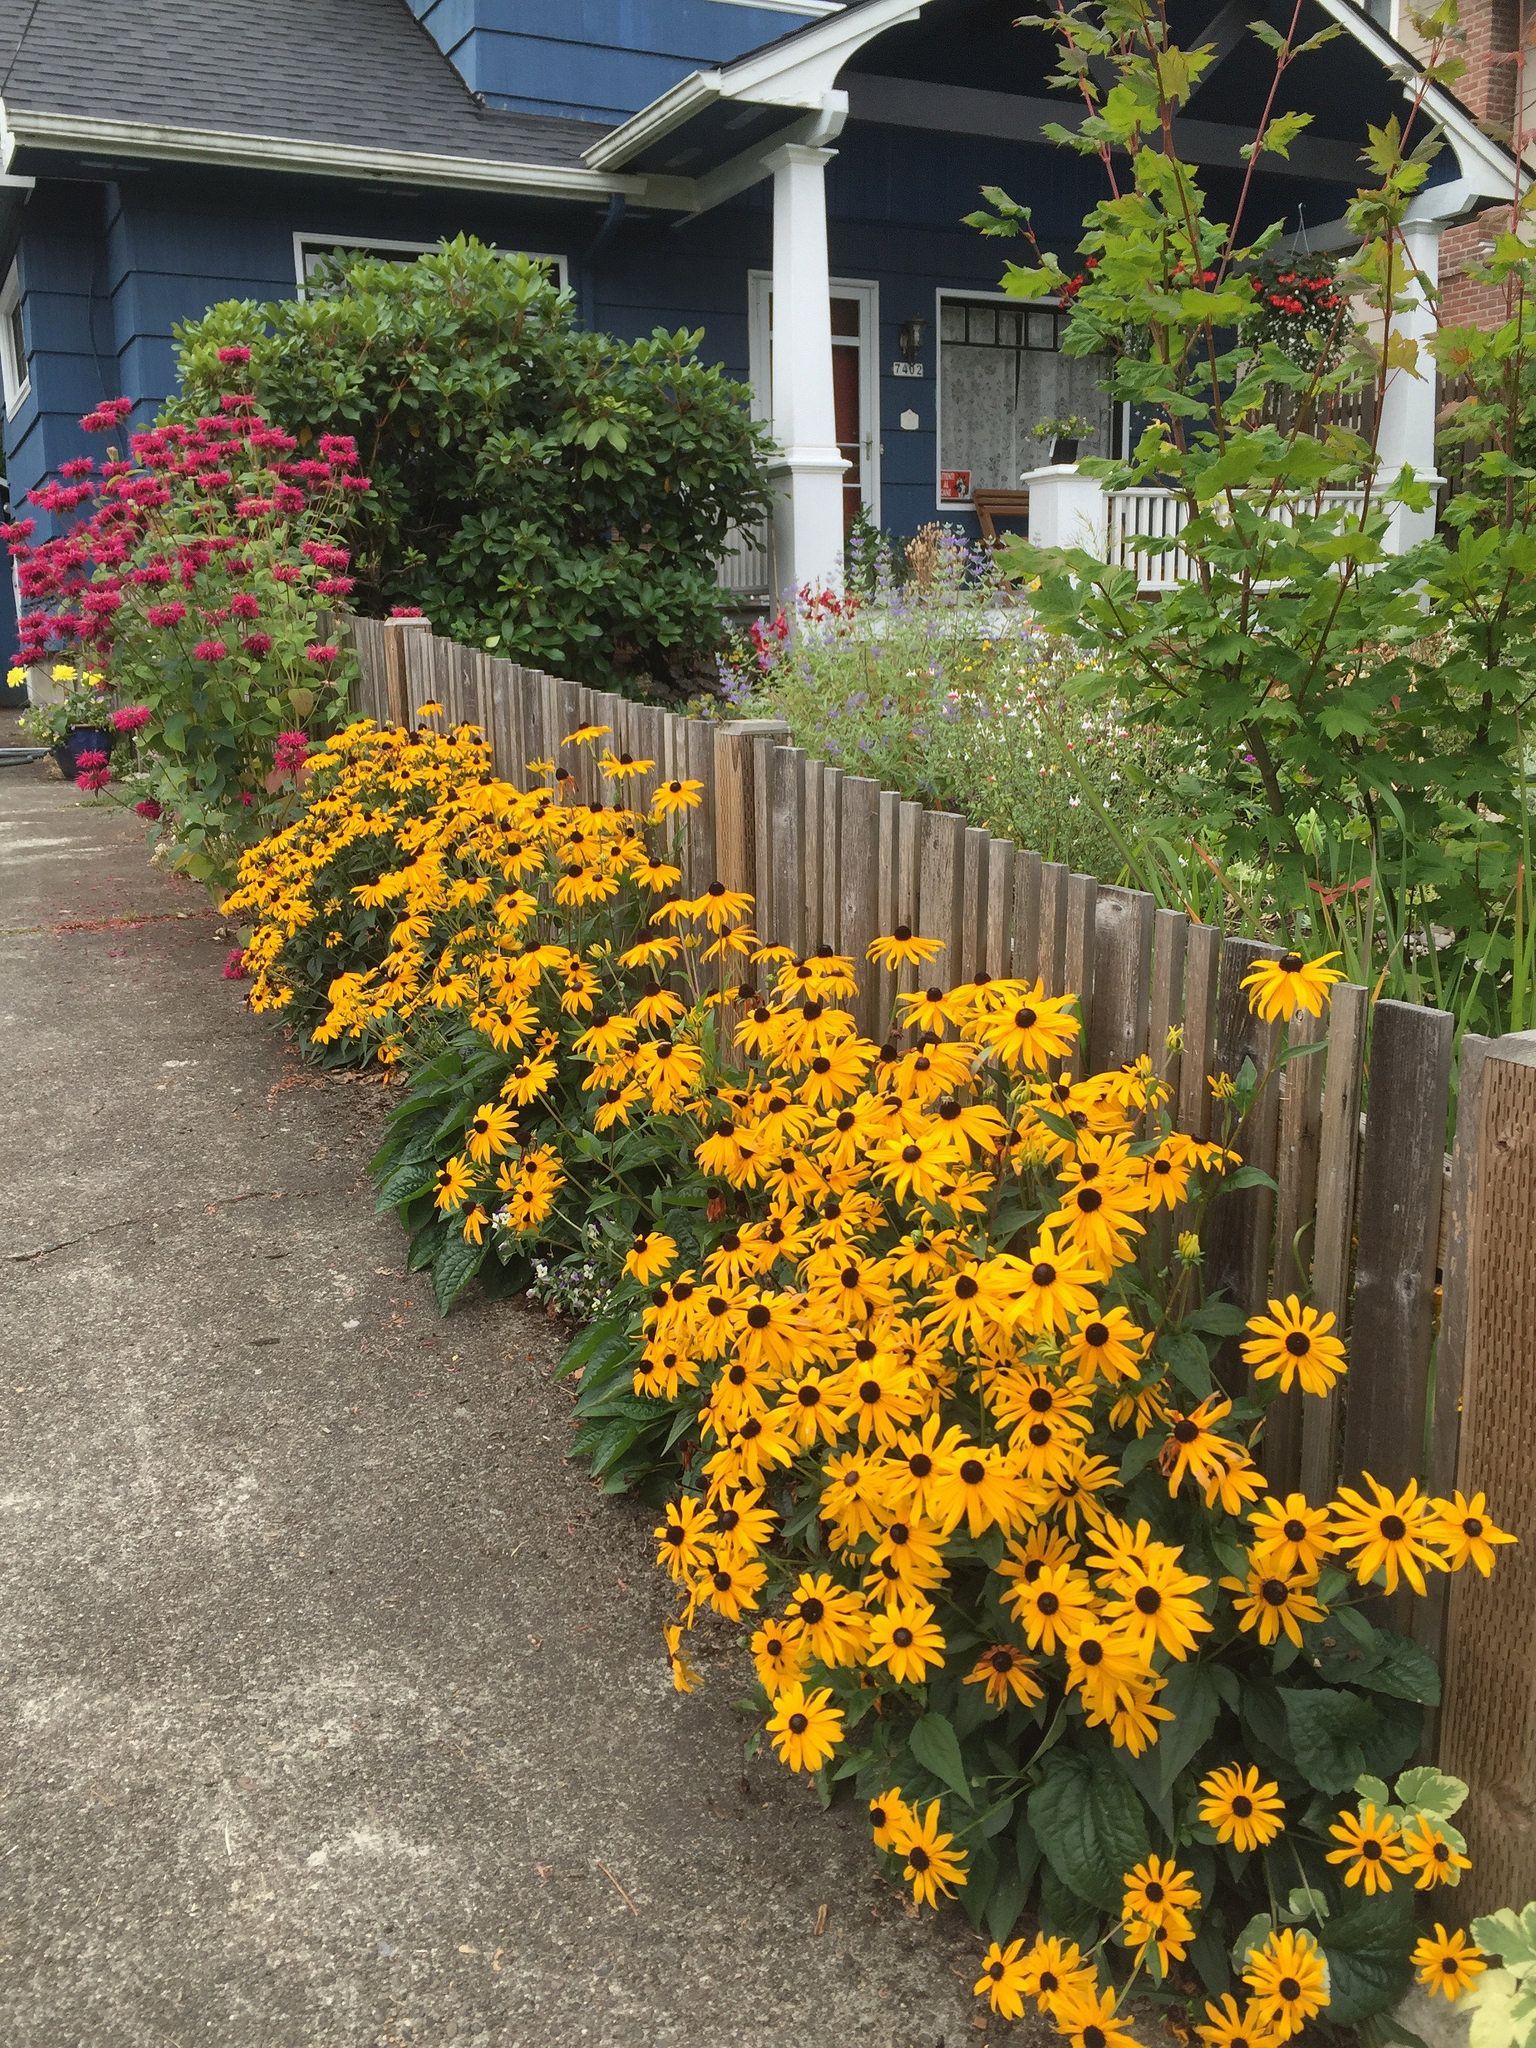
[1242,1926,1330,2034]
[1197,1764,1286,1851]
[1240,948,1344,1022]
[1239,1294,1347,1397]
[1400,1814,1472,1889]
[973,1936,1031,2019]
[1412,1925,1487,1999]
[1054,1981,1141,2048]
[892,1797,967,1908]
[764,1682,844,1773]
[1425,1489,1516,1576]
[1329,1474,1446,1595]
[867,926,944,970]
[1326,1801,1415,1894]
[868,1786,911,1851]
[662,1619,701,1694]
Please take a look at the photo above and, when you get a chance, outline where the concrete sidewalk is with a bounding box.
[0,758,1009,2048]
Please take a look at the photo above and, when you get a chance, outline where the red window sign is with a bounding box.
[939,469,972,504]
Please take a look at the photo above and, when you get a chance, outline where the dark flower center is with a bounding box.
[1232,1794,1253,1817]
[1261,1578,1290,1606]
[1380,1514,1407,1541]
[1283,1518,1307,1541]
[989,1649,1013,1672]
[893,1627,914,1648]
[1279,1977,1302,2001]
[747,1305,771,1329]
[908,1846,931,1871]
[1134,1587,1162,1614]
[1032,1262,1056,1287]
[1084,1322,1110,1346]
[960,1459,985,1485]
[788,1712,808,1734]
[1077,1638,1104,1667]
[1280,952,1303,972]
[954,1275,978,1299]
[798,1597,825,1625]
[1037,1591,1060,1615]
[1172,1420,1199,1444]
[1284,1330,1311,1356]
[909,1453,933,1478]
[1077,1188,1103,1213]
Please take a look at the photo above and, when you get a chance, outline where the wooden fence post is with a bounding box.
[1439,1031,1536,1914]
[381,615,429,725]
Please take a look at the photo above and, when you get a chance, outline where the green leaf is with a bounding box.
[1279,1685,1378,1792]
[431,1230,486,1314]
[908,1712,972,1807]
[1473,1905,1536,1970]
[1394,1766,1467,1820]
[1361,1633,1442,1705]
[1028,1747,1150,1913]
[1323,1891,1416,2024]
[1231,1912,1275,1970]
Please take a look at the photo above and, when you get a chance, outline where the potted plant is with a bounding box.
[17,663,118,779]
[1034,412,1094,464]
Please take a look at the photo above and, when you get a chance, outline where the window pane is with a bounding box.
[1027,310,1056,350]
[830,296,860,338]
[996,308,1022,348]
[967,306,995,346]
[940,301,965,342]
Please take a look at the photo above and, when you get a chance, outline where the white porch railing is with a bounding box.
[717,519,775,606]
[1106,486,1370,593]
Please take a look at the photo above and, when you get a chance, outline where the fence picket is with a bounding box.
[1149,907,1187,1104]
[1342,1001,1454,1492]
[1262,1004,1328,1487]
[1298,982,1368,1499]
[961,826,990,984]
[1014,849,1043,984]
[769,746,806,957]
[801,762,823,955]
[986,839,1016,979]
[839,777,882,1036]
[1087,886,1154,1073]
[1176,923,1222,1141]
[1064,873,1098,1076]
[819,766,843,953]
[895,799,924,1008]
[1204,938,1282,1326]
[1037,862,1069,996]
[918,812,967,994]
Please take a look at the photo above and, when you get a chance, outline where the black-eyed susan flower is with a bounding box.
[868,926,944,971]
[1053,1980,1141,2048]
[1330,1474,1446,1595]
[1326,1802,1415,1894]
[750,1616,810,1694]
[649,776,704,819]
[1400,1815,1472,1889]
[653,1494,716,1581]
[1064,1625,1152,1718]
[1246,1492,1333,1577]
[868,1786,911,1851]
[1100,1549,1213,1661]
[1241,947,1344,1022]
[783,1570,870,1667]
[433,1154,475,1214]
[764,1682,844,1772]
[625,1229,678,1286]
[1195,1993,1279,2048]
[465,1099,518,1165]
[1017,1935,1095,2015]
[1242,1927,1329,2035]
[1411,1924,1487,2000]
[964,1641,1044,1709]
[1197,1765,1286,1851]
[1062,1305,1147,1383]
[973,1937,1031,2018]
[866,1597,947,1684]
[892,1797,967,1907]
[662,1619,701,1694]
[1005,1558,1097,1652]
[1121,1854,1201,1930]
[929,1442,1033,1539]
[1426,1489,1516,1576]
[1225,1565,1327,1647]
[1240,1294,1347,1397]
[1005,1228,1100,1338]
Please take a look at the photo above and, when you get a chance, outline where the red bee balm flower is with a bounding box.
[192,638,227,661]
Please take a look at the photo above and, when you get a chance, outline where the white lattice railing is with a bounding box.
[1107,486,1370,593]
[717,519,774,604]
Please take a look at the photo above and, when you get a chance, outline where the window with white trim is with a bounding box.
[0,265,29,417]
[935,291,1113,506]
[294,233,568,293]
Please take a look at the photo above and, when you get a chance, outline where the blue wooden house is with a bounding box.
[0,0,1518,655]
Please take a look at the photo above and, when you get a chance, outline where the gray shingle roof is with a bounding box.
[0,0,611,168]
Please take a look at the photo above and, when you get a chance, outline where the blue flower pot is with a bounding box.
[58,725,116,779]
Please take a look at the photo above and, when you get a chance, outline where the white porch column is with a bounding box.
[1021,464,1108,556]
[1378,217,1444,554]
[765,142,847,595]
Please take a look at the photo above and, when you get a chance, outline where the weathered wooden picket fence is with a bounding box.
[349,613,1536,1911]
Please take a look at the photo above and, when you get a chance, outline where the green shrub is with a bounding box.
[175,237,773,694]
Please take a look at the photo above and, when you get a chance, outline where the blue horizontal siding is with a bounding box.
[411,0,827,120]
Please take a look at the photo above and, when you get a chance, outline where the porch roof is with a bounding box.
[588,0,1518,218]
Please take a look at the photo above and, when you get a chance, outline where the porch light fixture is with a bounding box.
[898,318,927,363]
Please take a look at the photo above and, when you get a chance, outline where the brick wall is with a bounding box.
[1440,212,1514,327]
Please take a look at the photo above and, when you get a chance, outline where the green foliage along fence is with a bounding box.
[347,613,1536,1910]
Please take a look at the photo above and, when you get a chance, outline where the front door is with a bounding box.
[749,274,880,534]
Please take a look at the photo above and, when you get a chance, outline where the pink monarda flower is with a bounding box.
[237,790,255,807]
[58,457,95,480]
[313,576,355,597]
[318,433,358,463]
[192,638,227,662]
[389,605,424,618]
[305,643,340,666]
[76,765,112,792]
[222,946,247,979]
[74,749,109,769]
[133,797,163,820]
[216,345,252,364]
[146,601,187,627]
[340,474,372,493]
[111,705,152,733]
[269,563,302,584]
[227,592,262,620]
[234,497,275,518]
[241,632,273,657]
[274,730,310,775]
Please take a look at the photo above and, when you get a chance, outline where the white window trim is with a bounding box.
[934,283,1129,514]
[0,264,29,419]
[748,269,881,525]
[292,232,569,296]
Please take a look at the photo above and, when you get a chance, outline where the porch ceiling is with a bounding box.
[597,0,1510,208]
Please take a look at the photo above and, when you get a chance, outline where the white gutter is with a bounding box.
[0,107,699,209]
